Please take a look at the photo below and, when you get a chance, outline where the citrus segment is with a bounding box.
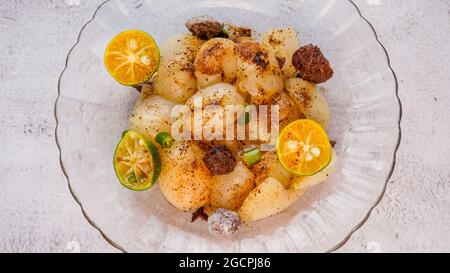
[114,130,161,191]
[277,119,332,176]
[104,30,160,86]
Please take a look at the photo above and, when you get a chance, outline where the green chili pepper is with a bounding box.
[242,148,262,167]
[155,132,174,148]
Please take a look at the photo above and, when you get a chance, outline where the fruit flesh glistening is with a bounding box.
[104,30,160,86]
[114,131,161,191]
[277,119,332,177]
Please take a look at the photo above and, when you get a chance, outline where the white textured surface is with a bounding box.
[0,0,449,253]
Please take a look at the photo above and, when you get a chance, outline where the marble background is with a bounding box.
[0,0,449,253]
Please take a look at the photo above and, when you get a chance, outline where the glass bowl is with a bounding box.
[55,0,401,252]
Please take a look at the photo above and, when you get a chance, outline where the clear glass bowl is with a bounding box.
[55,0,401,252]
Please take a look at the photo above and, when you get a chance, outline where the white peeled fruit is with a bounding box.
[186,83,245,110]
[195,38,238,89]
[285,78,331,129]
[271,91,303,130]
[210,162,256,211]
[238,177,306,222]
[263,27,300,79]
[154,34,204,103]
[158,142,213,211]
[252,152,293,189]
[185,83,245,140]
[235,40,284,104]
[129,92,176,139]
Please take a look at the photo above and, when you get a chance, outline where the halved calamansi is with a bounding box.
[113,130,161,191]
[104,30,160,86]
[277,119,332,177]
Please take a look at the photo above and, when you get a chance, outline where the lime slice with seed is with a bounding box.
[113,130,161,191]
[277,119,332,176]
[104,30,160,86]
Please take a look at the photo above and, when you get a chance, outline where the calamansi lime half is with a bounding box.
[104,30,160,86]
[113,130,161,191]
[277,119,332,177]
